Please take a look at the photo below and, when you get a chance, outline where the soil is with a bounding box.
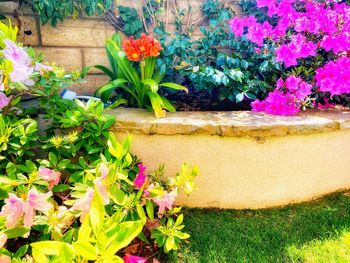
[162,87,252,112]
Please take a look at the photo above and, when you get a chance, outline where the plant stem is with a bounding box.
[140,60,146,81]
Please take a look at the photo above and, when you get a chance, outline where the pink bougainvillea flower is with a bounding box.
[34,62,53,75]
[153,189,177,217]
[0,193,24,228]
[38,167,61,190]
[3,40,34,85]
[0,233,7,248]
[71,188,94,222]
[23,188,52,228]
[123,254,148,263]
[0,92,11,110]
[134,163,147,189]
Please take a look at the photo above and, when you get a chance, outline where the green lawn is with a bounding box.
[168,192,350,263]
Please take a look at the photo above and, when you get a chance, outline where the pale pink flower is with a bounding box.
[0,93,10,110]
[71,188,94,222]
[123,254,148,263]
[0,255,11,263]
[153,189,177,217]
[34,62,53,75]
[0,83,4,91]
[0,233,7,248]
[93,177,109,205]
[3,40,34,85]
[134,164,147,189]
[99,163,109,179]
[0,193,24,228]
[23,188,52,228]
[38,167,61,190]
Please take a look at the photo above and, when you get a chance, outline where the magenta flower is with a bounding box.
[251,100,266,113]
[0,193,24,228]
[71,188,94,222]
[134,164,147,189]
[0,92,11,110]
[23,188,52,228]
[3,40,34,85]
[38,167,61,190]
[123,254,148,263]
[153,189,177,217]
[0,233,7,248]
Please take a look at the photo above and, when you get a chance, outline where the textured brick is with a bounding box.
[0,1,18,14]
[40,18,115,47]
[16,16,40,46]
[83,48,109,73]
[34,47,83,71]
[70,74,110,95]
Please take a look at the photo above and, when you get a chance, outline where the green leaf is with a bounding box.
[78,214,92,241]
[31,241,67,255]
[146,200,154,221]
[161,96,176,112]
[49,152,58,166]
[107,98,128,109]
[160,82,188,93]
[147,92,166,118]
[142,79,159,93]
[73,241,98,260]
[235,93,244,103]
[94,65,116,79]
[14,244,29,258]
[95,78,129,102]
[4,227,30,238]
[105,221,144,257]
[52,184,70,193]
[90,188,105,236]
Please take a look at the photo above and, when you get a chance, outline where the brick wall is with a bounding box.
[1,0,241,95]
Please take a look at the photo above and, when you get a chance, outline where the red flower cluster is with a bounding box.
[122,33,163,61]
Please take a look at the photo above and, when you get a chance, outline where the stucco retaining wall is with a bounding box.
[110,108,350,209]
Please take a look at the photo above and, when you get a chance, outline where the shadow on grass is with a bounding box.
[168,192,350,263]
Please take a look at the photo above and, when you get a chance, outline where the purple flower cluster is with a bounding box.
[315,56,350,95]
[251,76,312,116]
[230,0,350,115]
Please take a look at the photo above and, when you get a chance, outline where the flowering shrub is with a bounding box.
[0,20,198,262]
[95,33,188,118]
[231,0,350,115]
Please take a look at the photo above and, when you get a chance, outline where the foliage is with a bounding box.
[31,0,113,27]
[95,33,188,118]
[113,0,279,108]
[0,20,198,262]
[232,0,350,115]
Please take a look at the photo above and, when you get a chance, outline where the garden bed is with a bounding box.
[111,107,350,209]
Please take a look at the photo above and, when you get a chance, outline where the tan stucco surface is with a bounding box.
[112,108,350,209]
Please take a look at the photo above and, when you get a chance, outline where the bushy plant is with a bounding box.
[95,33,188,118]
[231,0,350,115]
[0,20,198,262]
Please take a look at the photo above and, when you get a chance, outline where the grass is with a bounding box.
[168,192,350,263]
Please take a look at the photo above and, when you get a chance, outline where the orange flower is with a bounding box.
[122,37,141,61]
[122,34,163,61]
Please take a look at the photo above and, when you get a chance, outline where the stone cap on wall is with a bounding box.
[109,107,350,139]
